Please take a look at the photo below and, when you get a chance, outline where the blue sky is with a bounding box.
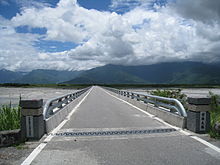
[0,0,170,54]
[0,0,220,71]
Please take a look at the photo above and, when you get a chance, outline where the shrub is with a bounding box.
[209,92,220,138]
[0,104,21,131]
[150,89,187,106]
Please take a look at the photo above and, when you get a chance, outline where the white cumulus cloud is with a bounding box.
[0,0,219,71]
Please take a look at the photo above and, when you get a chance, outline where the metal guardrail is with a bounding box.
[43,87,90,120]
[103,87,187,117]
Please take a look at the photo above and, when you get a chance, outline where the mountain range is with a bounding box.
[1,62,220,84]
[0,69,82,84]
[64,62,220,84]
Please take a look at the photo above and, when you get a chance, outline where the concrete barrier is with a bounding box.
[108,90,186,128]
[186,97,211,133]
[0,129,20,147]
[20,99,44,141]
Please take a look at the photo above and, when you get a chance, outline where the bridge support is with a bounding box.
[20,99,45,141]
[186,98,211,134]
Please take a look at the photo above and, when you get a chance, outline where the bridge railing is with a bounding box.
[43,87,91,120]
[20,87,91,140]
[103,87,187,117]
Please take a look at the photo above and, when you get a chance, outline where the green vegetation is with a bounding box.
[149,89,187,107]
[209,92,220,138]
[150,89,187,100]
[13,143,29,150]
[0,104,21,131]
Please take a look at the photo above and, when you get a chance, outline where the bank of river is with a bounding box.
[0,87,77,106]
[130,88,220,98]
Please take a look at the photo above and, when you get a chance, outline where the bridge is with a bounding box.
[20,86,220,165]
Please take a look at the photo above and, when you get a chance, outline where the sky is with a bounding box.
[0,0,220,71]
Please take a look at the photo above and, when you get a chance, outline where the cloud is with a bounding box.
[1,0,220,71]
[0,13,92,71]
[0,0,10,6]
[0,16,39,71]
[109,0,161,13]
[173,0,220,25]
[16,0,53,9]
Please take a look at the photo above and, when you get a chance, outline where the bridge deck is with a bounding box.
[31,87,219,165]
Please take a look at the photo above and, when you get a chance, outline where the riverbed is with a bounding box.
[0,87,77,106]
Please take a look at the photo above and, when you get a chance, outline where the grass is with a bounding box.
[0,104,21,131]
[13,143,29,150]
[209,92,220,139]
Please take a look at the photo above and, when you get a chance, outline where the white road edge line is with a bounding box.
[21,87,93,165]
[102,88,220,154]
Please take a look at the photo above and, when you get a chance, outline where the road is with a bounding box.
[28,86,220,165]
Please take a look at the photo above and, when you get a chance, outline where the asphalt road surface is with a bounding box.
[27,86,220,165]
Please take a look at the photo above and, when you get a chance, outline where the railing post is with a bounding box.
[154,98,158,107]
[186,97,211,134]
[131,93,134,99]
[20,99,44,140]
[58,98,63,108]
[137,94,140,101]
[144,96,148,103]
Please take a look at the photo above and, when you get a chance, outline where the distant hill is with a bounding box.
[15,69,83,84]
[2,62,220,85]
[0,69,24,83]
[64,62,220,84]
[0,69,82,84]
[64,64,147,84]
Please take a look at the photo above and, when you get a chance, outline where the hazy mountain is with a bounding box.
[15,69,83,84]
[64,64,147,84]
[2,62,220,84]
[0,69,24,83]
[64,62,220,84]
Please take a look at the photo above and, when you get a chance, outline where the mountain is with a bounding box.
[0,69,24,83]
[64,62,220,84]
[15,69,83,84]
[2,62,220,84]
[64,64,147,84]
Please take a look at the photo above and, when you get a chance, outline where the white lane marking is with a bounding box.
[21,87,93,165]
[102,88,220,154]
[191,136,220,153]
